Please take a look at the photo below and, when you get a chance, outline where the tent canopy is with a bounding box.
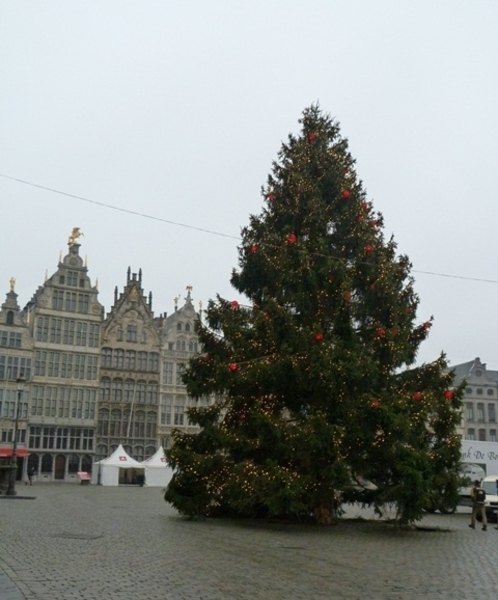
[95,444,143,469]
[141,447,169,468]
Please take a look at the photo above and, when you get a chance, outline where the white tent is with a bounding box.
[91,444,146,486]
[141,447,174,488]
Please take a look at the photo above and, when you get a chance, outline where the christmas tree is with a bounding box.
[165,105,463,525]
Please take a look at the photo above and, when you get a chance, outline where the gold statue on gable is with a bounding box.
[9,277,16,291]
[68,227,84,246]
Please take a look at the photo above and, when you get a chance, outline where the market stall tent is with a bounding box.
[91,444,145,486]
[141,447,174,487]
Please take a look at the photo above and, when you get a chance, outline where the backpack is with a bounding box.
[475,488,486,504]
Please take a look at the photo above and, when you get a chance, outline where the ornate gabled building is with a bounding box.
[23,230,103,482]
[452,357,498,441]
[159,286,208,448]
[97,268,161,462]
[0,279,33,478]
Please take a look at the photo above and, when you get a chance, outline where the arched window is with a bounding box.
[113,349,124,369]
[136,380,146,402]
[146,412,157,438]
[100,377,111,401]
[96,444,108,461]
[124,379,135,402]
[6,311,14,325]
[81,455,92,473]
[125,350,136,370]
[145,445,156,459]
[135,410,145,437]
[98,409,109,436]
[110,409,121,437]
[123,444,133,456]
[112,378,123,402]
[185,323,191,332]
[41,454,53,474]
[134,445,144,461]
[176,322,183,331]
[147,382,158,405]
[27,453,39,473]
[68,454,80,474]
[101,348,112,368]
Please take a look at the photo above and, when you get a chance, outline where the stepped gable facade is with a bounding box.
[97,268,161,461]
[22,235,103,482]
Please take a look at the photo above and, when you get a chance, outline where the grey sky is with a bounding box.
[1,1,497,369]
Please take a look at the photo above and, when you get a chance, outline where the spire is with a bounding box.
[148,291,152,309]
[127,267,131,283]
[114,286,118,303]
[139,268,142,284]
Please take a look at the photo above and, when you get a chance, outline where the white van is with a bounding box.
[478,476,498,523]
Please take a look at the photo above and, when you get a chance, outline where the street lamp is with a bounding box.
[6,374,26,496]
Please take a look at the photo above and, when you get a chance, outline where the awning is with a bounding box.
[0,448,30,457]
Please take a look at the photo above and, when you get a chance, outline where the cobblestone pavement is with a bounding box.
[0,484,497,600]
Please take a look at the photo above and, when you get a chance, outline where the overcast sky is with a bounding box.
[1,1,497,370]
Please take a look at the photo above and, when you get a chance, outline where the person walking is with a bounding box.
[469,479,487,531]
[27,467,35,486]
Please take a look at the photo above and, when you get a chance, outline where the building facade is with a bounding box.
[158,287,207,449]
[96,269,161,462]
[0,281,32,480]
[23,236,103,482]
[452,357,498,441]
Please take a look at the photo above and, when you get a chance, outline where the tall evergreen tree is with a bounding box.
[165,105,463,524]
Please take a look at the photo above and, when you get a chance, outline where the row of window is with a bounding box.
[466,387,495,396]
[467,429,497,443]
[59,271,86,289]
[0,330,22,348]
[115,325,148,344]
[34,351,98,380]
[0,355,32,381]
[100,378,158,404]
[101,348,159,372]
[27,453,93,475]
[163,361,186,385]
[97,409,157,439]
[96,444,155,462]
[30,385,97,418]
[35,317,100,347]
[52,290,93,314]
[465,402,496,423]
[0,427,27,443]
[29,426,94,450]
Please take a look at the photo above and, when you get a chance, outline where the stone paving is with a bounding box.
[0,484,497,600]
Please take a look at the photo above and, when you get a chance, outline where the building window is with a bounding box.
[117,328,123,341]
[177,322,182,331]
[163,362,173,385]
[52,291,64,310]
[125,350,136,370]
[102,348,112,368]
[477,403,485,422]
[185,323,191,332]
[174,405,184,425]
[466,403,474,421]
[467,428,475,440]
[491,430,497,443]
[477,388,483,395]
[478,429,486,441]
[6,311,14,325]
[67,271,78,286]
[466,387,472,394]
[161,395,172,425]
[487,389,495,396]
[127,325,137,343]
[489,404,496,423]
[148,353,159,372]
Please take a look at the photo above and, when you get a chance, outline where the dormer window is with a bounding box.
[177,323,183,331]
[6,311,14,325]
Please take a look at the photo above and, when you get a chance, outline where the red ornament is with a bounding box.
[341,190,351,199]
[355,215,363,223]
[267,192,276,202]
[203,354,210,362]
[307,133,317,142]
[229,363,238,372]
[230,300,240,309]
[371,400,380,409]
[361,202,369,211]
[370,219,378,228]
[287,233,297,244]
[343,292,352,302]
[445,390,454,401]
[423,321,432,330]
[365,245,373,253]
[376,328,385,338]
[413,392,422,401]
[249,244,258,254]
[392,327,400,336]
[314,332,324,342]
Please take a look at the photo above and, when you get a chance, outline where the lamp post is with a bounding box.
[6,374,26,496]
